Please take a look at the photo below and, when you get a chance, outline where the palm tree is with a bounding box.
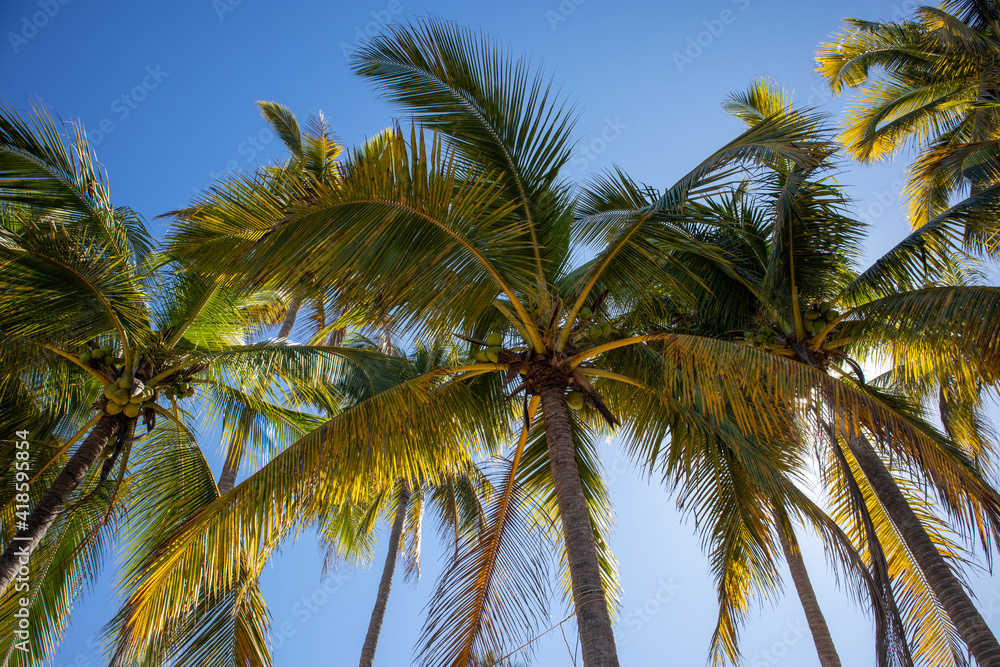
[816,0,1000,223]
[0,102,403,665]
[161,18,1000,666]
[344,466,489,667]
[327,342,493,667]
[611,79,1000,666]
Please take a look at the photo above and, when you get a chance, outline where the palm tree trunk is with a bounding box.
[278,295,302,339]
[217,411,254,495]
[773,508,842,667]
[359,478,410,667]
[217,458,239,496]
[538,386,620,667]
[846,433,1000,667]
[0,414,117,595]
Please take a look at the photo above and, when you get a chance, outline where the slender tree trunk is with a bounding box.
[217,457,239,497]
[0,414,117,595]
[538,386,620,667]
[846,433,1000,667]
[278,295,302,339]
[773,508,842,667]
[359,478,410,667]
[217,411,254,495]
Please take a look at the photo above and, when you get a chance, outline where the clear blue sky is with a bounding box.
[3,1,999,666]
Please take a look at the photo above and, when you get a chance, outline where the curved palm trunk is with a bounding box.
[846,434,1000,667]
[278,295,302,339]
[539,387,620,667]
[0,414,117,595]
[359,478,410,667]
[773,509,842,667]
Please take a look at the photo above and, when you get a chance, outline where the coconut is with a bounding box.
[80,350,92,363]
[486,349,499,363]
[92,349,105,360]
[123,404,141,419]
[805,310,820,320]
[579,307,594,320]
[106,402,123,415]
[825,310,840,322]
[601,322,613,336]
[819,302,832,314]
[474,350,489,363]
[486,333,503,347]
[566,391,586,410]
[117,375,133,390]
[589,324,603,339]
[104,384,117,400]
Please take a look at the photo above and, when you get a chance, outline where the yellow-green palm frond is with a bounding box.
[0,101,154,265]
[417,454,550,667]
[350,15,578,276]
[827,432,967,667]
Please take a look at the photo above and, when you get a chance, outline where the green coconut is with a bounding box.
[474,350,489,363]
[117,375,133,390]
[486,332,503,347]
[579,307,594,320]
[92,348,105,360]
[805,309,820,320]
[106,402,123,416]
[589,324,603,339]
[601,322,613,336]
[566,391,586,410]
[486,349,499,363]
[103,384,117,400]
[79,350,92,363]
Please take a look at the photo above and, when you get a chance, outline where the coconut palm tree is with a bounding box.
[593,79,1000,666]
[0,101,409,665]
[325,341,494,667]
[816,0,1000,262]
[155,18,1000,667]
[816,1,1000,216]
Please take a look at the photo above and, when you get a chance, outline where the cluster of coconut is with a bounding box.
[566,389,600,418]
[743,326,780,349]
[102,374,154,418]
[473,333,506,363]
[79,343,118,365]
[578,307,613,339]
[804,302,839,335]
[160,380,196,400]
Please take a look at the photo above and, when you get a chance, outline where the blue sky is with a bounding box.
[3,0,1000,665]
